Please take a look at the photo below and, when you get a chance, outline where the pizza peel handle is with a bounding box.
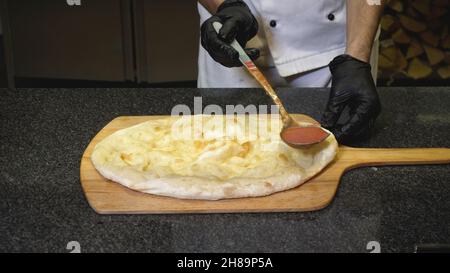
[338,146,450,171]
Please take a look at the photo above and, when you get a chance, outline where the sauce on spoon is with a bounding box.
[281,126,330,147]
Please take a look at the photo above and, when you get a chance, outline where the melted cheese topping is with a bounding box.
[92,115,327,181]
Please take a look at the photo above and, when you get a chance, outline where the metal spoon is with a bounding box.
[212,22,330,148]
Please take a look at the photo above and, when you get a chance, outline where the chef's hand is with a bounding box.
[321,54,381,144]
[201,0,259,67]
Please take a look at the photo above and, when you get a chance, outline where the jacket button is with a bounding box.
[327,13,335,21]
[269,20,277,28]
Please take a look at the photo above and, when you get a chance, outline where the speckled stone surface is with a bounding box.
[0,87,449,253]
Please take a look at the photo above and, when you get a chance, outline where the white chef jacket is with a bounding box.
[197,0,349,88]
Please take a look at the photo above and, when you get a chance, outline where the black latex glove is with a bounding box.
[201,0,259,67]
[321,54,381,144]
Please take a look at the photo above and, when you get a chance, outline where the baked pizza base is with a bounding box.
[91,115,338,200]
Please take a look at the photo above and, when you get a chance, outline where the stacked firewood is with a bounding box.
[379,0,450,83]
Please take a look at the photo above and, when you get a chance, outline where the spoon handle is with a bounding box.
[212,22,293,127]
[244,63,293,126]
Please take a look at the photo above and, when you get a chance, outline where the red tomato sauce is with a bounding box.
[281,127,329,145]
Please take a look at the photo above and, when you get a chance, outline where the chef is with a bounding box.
[197,0,385,143]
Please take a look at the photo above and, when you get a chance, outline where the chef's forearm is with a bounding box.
[345,0,385,62]
[198,0,224,14]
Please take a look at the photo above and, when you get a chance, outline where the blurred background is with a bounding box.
[0,0,449,88]
[378,0,449,86]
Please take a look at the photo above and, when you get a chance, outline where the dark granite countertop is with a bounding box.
[0,87,449,253]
